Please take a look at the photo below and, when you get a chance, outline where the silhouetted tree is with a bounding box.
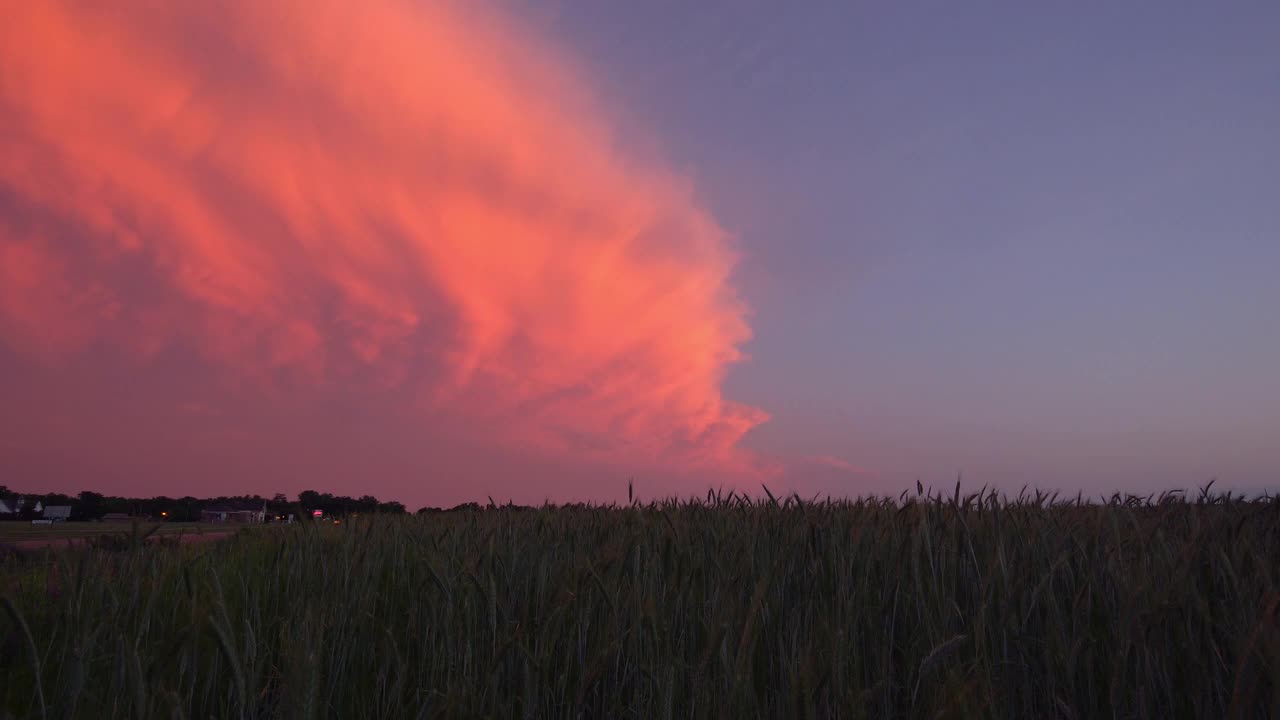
[76,491,105,520]
[2,487,414,522]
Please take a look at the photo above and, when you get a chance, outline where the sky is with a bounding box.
[1,1,1277,507]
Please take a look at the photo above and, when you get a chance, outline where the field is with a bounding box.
[1,490,1277,718]
[0,522,233,542]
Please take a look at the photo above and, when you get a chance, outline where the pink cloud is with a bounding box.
[0,0,776,500]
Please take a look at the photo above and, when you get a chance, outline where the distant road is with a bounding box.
[0,522,273,550]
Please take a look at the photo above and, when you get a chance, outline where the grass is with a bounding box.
[0,522,238,543]
[0,487,1277,718]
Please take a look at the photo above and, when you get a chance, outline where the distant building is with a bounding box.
[201,501,267,524]
[43,505,72,522]
[0,497,42,516]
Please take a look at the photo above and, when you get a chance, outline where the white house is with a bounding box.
[200,501,267,524]
[0,497,42,515]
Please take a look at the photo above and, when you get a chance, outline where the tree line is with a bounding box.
[0,486,406,521]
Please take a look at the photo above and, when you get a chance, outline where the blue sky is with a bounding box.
[2,1,1275,504]
[510,1,1280,494]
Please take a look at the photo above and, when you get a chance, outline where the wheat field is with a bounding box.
[1,488,1277,718]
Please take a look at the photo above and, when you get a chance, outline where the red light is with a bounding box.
[312,510,323,517]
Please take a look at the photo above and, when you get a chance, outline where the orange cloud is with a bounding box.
[0,1,767,479]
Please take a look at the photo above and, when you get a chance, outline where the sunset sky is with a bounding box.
[2,2,1277,506]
